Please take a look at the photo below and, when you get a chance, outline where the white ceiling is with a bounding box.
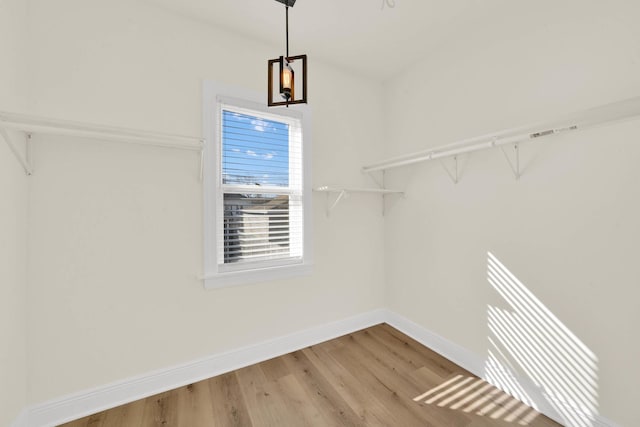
[143,0,583,81]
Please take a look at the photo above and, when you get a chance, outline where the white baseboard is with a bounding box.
[23,308,622,427]
[26,309,387,427]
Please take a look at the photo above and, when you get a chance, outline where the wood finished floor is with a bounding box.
[60,324,562,427]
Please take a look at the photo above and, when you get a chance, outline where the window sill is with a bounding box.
[202,262,313,290]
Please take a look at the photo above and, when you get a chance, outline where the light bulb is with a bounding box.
[280,59,294,100]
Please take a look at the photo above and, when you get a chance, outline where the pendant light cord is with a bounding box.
[285,5,289,58]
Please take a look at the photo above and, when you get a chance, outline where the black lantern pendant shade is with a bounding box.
[268,1,307,107]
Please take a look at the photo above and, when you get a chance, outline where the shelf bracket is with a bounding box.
[366,169,385,189]
[500,143,520,180]
[439,156,458,184]
[0,128,33,175]
[326,190,347,217]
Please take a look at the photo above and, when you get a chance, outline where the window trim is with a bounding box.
[202,81,313,289]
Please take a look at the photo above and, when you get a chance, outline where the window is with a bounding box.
[203,82,312,288]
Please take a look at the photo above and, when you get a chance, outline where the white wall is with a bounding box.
[0,0,29,425]
[26,0,386,404]
[383,2,640,426]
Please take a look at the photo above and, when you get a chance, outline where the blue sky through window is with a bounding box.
[222,110,289,187]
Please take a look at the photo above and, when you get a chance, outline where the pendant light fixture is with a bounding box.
[268,0,308,107]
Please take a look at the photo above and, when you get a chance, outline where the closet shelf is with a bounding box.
[362,95,640,177]
[314,186,403,194]
[313,186,404,216]
[0,110,205,175]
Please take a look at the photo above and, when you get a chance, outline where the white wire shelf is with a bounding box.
[0,110,205,175]
[313,186,404,216]
[314,186,403,194]
[362,95,640,177]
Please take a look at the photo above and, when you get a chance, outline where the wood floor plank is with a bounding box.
[354,329,482,426]
[114,398,145,427]
[281,350,363,426]
[140,390,179,427]
[326,336,435,426]
[175,382,214,426]
[97,405,128,427]
[304,343,398,426]
[374,323,463,378]
[259,356,292,382]
[85,413,105,427]
[208,371,253,426]
[235,363,294,426]
[60,417,87,427]
[273,373,328,426]
[58,324,563,427]
[346,331,475,427]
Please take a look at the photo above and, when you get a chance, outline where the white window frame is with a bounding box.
[202,81,313,289]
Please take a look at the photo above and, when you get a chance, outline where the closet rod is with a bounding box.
[0,111,204,151]
[362,96,640,173]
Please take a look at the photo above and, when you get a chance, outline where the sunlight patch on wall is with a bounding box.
[486,252,599,427]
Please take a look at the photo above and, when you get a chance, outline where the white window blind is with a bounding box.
[217,102,304,271]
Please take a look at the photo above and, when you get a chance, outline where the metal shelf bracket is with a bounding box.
[0,128,33,175]
[439,155,459,184]
[500,143,520,180]
[327,190,347,217]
